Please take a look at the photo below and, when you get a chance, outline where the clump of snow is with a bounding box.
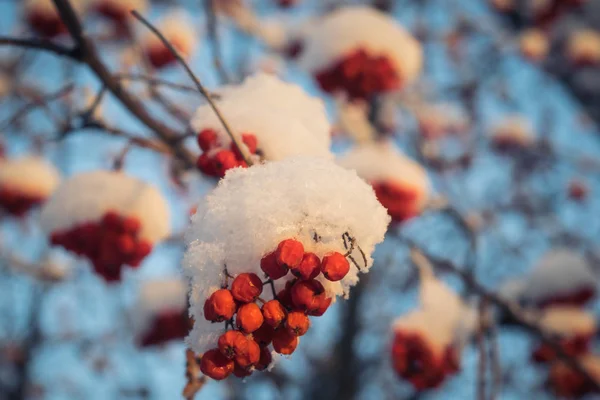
[183,156,390,353]
[490,114,536,146]
[538,306,597,337]
[134,278,188,331]
[40,170,170,243]
[25,0,86,15]
[519,29,549,62]
[141,9,198,58]
[0,155,60,198]
[414,103,470,139]
[337,141,432,205]
[393,310,455,352]
[191,73,332,161]
[522,249,596,303]
[297,6,422,88]
[334,99,376,143]
[567,29,600,65]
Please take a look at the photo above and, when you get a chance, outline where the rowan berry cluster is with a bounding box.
[391,331,460,390]
[199,238,351,380]
[371,181,421,223]
[195,129,258,178]
[0,186,45,217]
[315,49,400,100]
[50,211,152,282]
[140,309,194,347]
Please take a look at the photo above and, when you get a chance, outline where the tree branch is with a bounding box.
[0,36,77,59]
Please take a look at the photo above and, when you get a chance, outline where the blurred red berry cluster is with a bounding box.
[0,186,45,217]
[196,129,258,178]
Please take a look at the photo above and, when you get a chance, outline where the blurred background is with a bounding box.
[1,0,600,399]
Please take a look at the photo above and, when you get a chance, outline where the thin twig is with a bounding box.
[0,36,78,59]
[130,10,253,167]
[204,0,231,84]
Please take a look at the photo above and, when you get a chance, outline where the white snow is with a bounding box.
[393,310,455,353]
[297,6,422,88]
[134,277,188,331]
[337,141,432,208]
[567,29,600,64]
[183,156,390,353]
[191,73,332,161]
[40,170,170,243]
[538,306,597,337]
[490,114,536,146]
[522,249,596,303]
[334,98,376,143]
[141,9,198,58]
[0,155,60,198]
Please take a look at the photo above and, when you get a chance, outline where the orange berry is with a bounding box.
[236,303,264,333]
[308,296,332,317]
[233,362,253,378]
[116,234,135,255]
[260,251,288,280]
[200,349,234,380]
[262,300,287,328]
[291,252,321,280]
[290,279,326,313]
[204,289,236,322]
[252,323,275,347]
[196,153,215,176]
[321,252,350,281]
[276,239,304,269]
[218,330,246,359]
[197,129,218,152]
[234,337,260,368]
[285,311,310,336]
[231,273,263,303]
[277,280,295,310]
[272,328,299,355]
[255,347,272,371]
[213,150,238,177]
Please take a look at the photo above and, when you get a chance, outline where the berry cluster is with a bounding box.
[0,186,45,217]
[144,41,183,69]
[50,211,152,282]
[199,239,351,380]
[549,358,599,398]
[195,129,257,178]
[391,331,460,390]
[532,334,591,364]
[371,181,420,223]
[315,49,400,100]
[140,309,194,347]
[26,8,66,38]
[94,1,129,24]
[538,287,596,308]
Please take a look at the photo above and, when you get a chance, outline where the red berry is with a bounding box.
[276,239,304,268]
[116,234,135,256]
[260,251,288,280]
[308,296,332,317]
[213,150,238,177]
[242,133,258,154]
[121,216,141,234]
[262,300,287,328]
[255,347,272,371]
[233,362,253,378]
[218,330,246,359]
[277,280,296,310]
[291,252,321,280]
[252,323,275,347]
[236,303,264,333]
[272,329,298,355]
[231,273,263,303]
[285,311,310,336]
[102,211,122,230]
[200,349,234,380]
[204,289,236,322]
[290,279,326,313]
[321,252,350,282]
[197,129,218,152]
[234,337,260,368]
[196,153,215,176]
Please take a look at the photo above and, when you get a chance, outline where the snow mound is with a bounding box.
[0,155,60,197]
[297,6,422,87]
[134,277,187,330]
[337,141,431,200]
[184,156,390,353]
[40,170,170,243]
[523,249,596,303]
[538,306,596,337]
[191,73,332,161]
[141,9,198,56]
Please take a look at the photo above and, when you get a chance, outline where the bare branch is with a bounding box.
[204,0,231,84]
[0,36,77,59]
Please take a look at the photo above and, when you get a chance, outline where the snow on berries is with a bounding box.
[133,278,192,347]
[489,115,536,152]
[39,171,170,282]
[191,73,332,178]
[548,355,600,398]
[338,141,431,223]
[519,29,549,62]
[297,6,422,99]
[93,0,147,24]
[513,249,597,308]
[0,156,60,217]
[183,157,389,378]
[24,0,86,38]
[566,29,600,66]
[141,10,197,69]
[531,306,596,363]
[390,257,475,390]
